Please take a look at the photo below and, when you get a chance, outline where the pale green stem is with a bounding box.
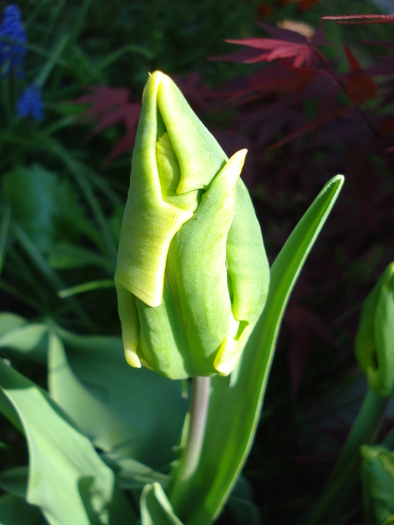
[303,389,388,525]
[170,376,211,510]
[181,376,211,480]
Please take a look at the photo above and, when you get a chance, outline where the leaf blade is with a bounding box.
[0,358,136,525]
[170,175,345,524]
[141,483,184,525]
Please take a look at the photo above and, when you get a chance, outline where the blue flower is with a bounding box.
[17,84,44,122]
[0,4,27,78]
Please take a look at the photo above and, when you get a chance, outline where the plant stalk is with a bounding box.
[181,375,211,480]
[170,376,211,510]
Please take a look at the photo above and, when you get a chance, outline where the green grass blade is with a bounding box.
[39,137,118,260]
[58,279,114,298]
[170,175,345,525]
[35,34,71,89]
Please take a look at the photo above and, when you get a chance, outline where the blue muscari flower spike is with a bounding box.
[0,4,27,78]
[17,84,44,122]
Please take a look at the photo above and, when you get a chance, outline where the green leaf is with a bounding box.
[0,359,136,525]
[0,384,23,433]
[35,138,117,259]
[0,493,44,525]
[2,164,101,254]
[0,313,27,337]
[3,165,55,252]
[58,279,114,298]
[170,175,345,524]
[0,318,187,472]
[35,34,70,89]
[49,242,111,270]
[141,483,184,525]
[49,325,188,469]
[0,466,28,497]
[102,454,170,490]
[0,320,48,363]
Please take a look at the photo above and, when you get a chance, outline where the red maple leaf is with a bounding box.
[342,45,377,105]
[72,86,141,165]
[71,74,215,166]
[212,23,327,68]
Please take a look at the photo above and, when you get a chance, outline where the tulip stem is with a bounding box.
[170,376,211,514]
[181,376,211,480]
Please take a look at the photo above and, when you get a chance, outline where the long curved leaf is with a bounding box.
[170,175,344,524]
[0,358,136,525]
[141,483,184,525]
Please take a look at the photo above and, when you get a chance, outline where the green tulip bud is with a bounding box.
[114,71,270,380]
[360,445,394,525]
[355,262,394,397]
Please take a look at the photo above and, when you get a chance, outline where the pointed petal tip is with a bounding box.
[230,148,248,169]
[148,70,165,82]
[233,148,248,160]
[223,149,248,187]
[334,173,345,186]
[213,337,242,376]
[125,347,142,368]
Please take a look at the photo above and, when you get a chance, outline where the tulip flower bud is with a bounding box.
[360,445,394,525]
[114,71,270,380]
[355,262,394,397]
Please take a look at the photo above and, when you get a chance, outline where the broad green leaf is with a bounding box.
[0,359,136,525]
[0,313,27,337]
[2,164,101,253]
[0,317,187,471]
[36,138,117,258]
[141,483,184,525]
[0,321,48,363]
[49,325,188,469]
[0,493,44,525]
[170,175,345,524]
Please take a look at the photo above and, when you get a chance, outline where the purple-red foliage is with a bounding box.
[71,73,216,166]
[211,18,394,401]
[72,86,141,166]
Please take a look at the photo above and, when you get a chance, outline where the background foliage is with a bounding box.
[0,0,394,524]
